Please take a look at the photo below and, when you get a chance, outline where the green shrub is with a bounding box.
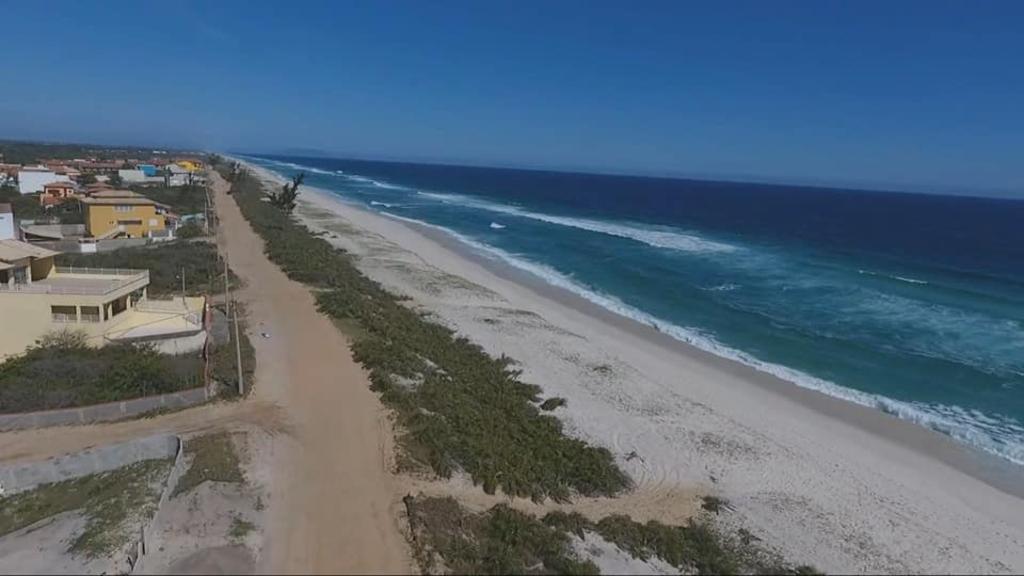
[176,222,206,239]
[0,333,201,413]
[404,495,598,575]
[56,240,234,297]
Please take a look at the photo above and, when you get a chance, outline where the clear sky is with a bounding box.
[1,1,1021,196]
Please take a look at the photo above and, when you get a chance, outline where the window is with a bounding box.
[115,205,133,212]
[117,219,142,226]
[80,306,101,323]
[51,305,77,323]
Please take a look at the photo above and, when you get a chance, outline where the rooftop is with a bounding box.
[82,190,156,206]
[0,239,61,263]
[106,296,205,341]
[0,267,149,296]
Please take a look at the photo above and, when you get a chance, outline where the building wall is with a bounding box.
[85,204,165,238]
[0,291,136,359]
[0,212,14,240]
[118,169,147,183]
[17,170,57,194]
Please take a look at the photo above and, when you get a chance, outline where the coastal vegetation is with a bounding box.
[56,240,234,297]
[172,432,245,497]
[266,172,305,213]
[404,496,598,575]
[130,183,209,216]
[405,495,817,575]
[220,164,628,501]
[0,330,201,414]
[208,302,256,399]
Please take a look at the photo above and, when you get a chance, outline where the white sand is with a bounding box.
[245,161,1024,574]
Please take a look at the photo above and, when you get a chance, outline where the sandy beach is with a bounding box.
[243,161,1024,574]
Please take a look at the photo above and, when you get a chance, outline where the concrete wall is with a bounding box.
[0,434,179,495]
[0,212,14,240]
[0,387,210,433]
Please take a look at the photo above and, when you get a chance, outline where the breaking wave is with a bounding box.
[418,191,735,254]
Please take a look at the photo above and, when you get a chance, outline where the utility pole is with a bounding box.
[233,305,244,396]
[223,254,231,341]
[181,267,186,304]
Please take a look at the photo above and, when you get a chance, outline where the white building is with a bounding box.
[17,167,58,194]
[118,169,148,184]
[0,204,14,240]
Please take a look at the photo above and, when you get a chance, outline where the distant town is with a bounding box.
[0,141,217,365]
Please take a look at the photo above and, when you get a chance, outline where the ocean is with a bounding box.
[244,154,1024,466]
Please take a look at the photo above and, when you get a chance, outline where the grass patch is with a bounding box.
[172,432,244,497]
[131,184,208,215]
[56,240,235,297]
[228,515,256,541]
[406,496,819,575]
[0,459,172,557]
[209,303,256,397]
[544,510,818,575]
[404,495,598,575]
[225,167,628,502]
[0,331,201,414]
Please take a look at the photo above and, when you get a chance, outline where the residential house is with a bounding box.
[40,181,79,207]
[0,239,206,359]
[17,166,58,194]
[82,190,166,239]
[85,182,114,195]
[0,204,14,240]
[76,161,123,175]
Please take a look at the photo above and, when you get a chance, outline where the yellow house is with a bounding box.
[175,160,202,173]
[83,190,166,239]
[0,239,205,360]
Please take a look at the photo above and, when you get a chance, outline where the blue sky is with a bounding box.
[1,1,1021,196]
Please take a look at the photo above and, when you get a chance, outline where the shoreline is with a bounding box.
[396,208,1024,498]
[241,158,1024,573]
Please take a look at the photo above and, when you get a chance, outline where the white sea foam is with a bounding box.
[417,191,736,254]
[859,269,928,285]
[380,210,1024,466]
[370,200,394,208]
[489,222,506,230]
[344,174,406,190]
[703,283,740,292]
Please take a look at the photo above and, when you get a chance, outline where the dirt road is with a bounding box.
[209,171,412,574]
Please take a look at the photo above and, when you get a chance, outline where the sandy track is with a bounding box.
[208,171,412,574]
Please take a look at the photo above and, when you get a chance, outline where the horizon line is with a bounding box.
[235,149,1024,202]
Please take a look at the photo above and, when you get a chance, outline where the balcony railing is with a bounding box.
[53,266,146,277]
[0,268,149,296]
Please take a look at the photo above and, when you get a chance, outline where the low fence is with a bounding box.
[0,434,179,496]
[128,435,189,573]
[0,387,211,433]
